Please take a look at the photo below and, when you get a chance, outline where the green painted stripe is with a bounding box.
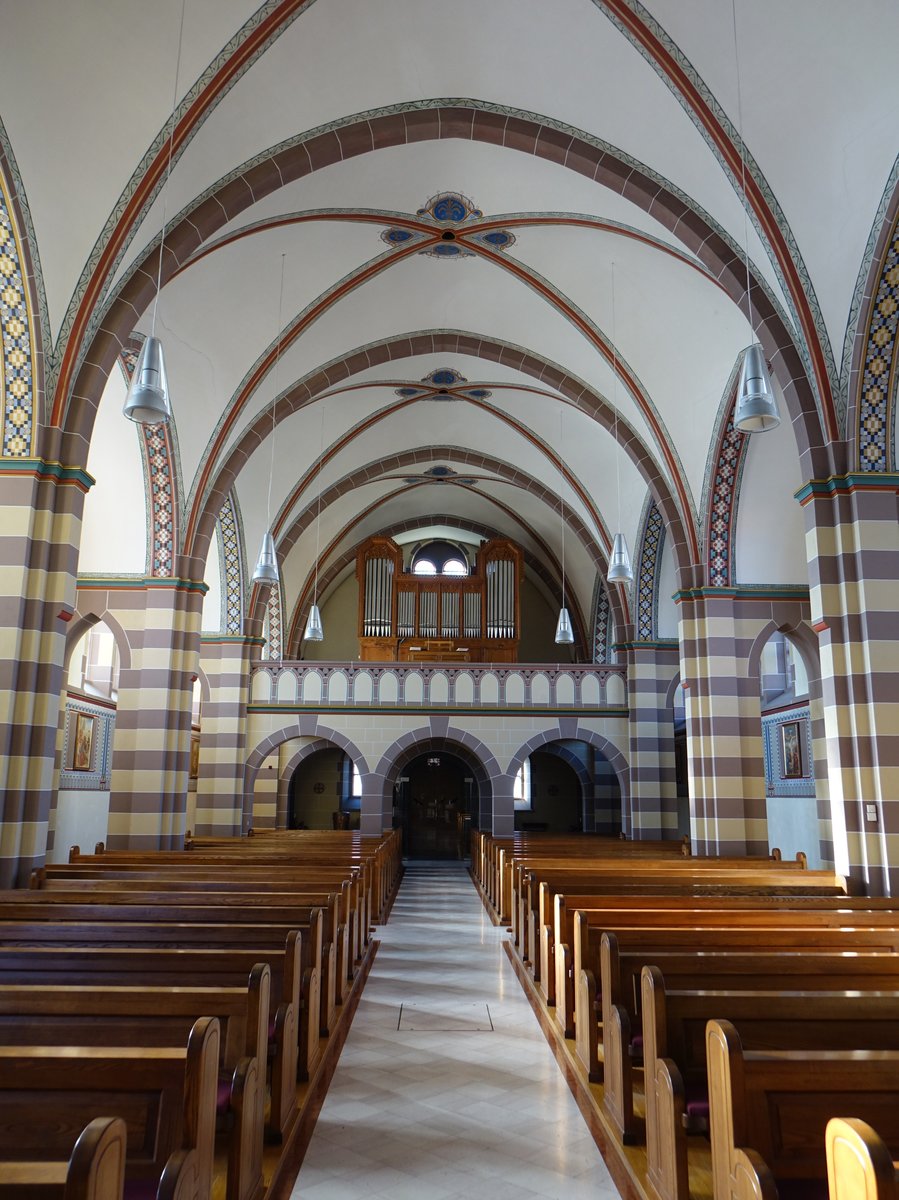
[77,576,208,594]
[794,473,899,503]
[613,639,679,652]
[0,458,95,490]
[673,584,809,603]
[202,635,266,646]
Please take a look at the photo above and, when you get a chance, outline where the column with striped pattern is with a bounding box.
[106,580,204,850]
[620,636,680,839]
[799,474,899,894]
[677,589,769,856]
[0,461,91,886]
[193,635,260,836]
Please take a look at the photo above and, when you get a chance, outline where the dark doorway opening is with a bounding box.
[394,751,476,859]
[288,747,361,830]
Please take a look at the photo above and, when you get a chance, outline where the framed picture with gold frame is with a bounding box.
[780,720,803,779]
[72,712,95,771]
[189,736,200,779]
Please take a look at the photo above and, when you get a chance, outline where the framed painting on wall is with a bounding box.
[189,737,200,779]
[780,720,803,779]
[72,712,95,771]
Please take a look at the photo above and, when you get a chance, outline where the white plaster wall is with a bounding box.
[733,416,807,585]
[201,534,223,632]
[656,535,679,638]
[766,794,822,869]
[80,368,148,574]
[48,790,110,863]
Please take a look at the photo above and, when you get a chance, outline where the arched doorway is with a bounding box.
[395,751,476,859]
[513,748,583,833]
[288,747,361,830]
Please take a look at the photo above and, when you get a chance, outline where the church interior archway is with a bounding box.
[394,750,477,860]
[288,747,362,831]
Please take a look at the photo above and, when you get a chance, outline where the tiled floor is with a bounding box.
[291,862,620,1199]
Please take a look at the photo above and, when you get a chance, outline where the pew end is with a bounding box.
[827,1119,899,1200]
[0,1115,127,1200]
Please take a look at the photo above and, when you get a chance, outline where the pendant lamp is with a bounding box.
[607,262,634,585]
[728,0,780,435]
[555,409,575,645]
[733,342,779,432]
[123,0,186,426]
[304,406,326,643]
[252,255,286,588]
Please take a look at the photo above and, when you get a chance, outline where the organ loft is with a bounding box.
[356,535,522,662]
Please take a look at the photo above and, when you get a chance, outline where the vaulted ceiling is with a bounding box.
[3,1,897,654]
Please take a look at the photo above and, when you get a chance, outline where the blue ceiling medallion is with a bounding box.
[473,230,516,251]
[425,369,467,386]
[427,466,454,477]
[395,386,423,397]
[417,192,482,224]
[466,388,491,399]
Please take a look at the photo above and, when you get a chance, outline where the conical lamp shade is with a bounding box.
[734,343,780,433]
[252,530,279,585]
[554,606,574,645]
[607,531,634,584]
[304,602,324,642]
[123,336,171,424]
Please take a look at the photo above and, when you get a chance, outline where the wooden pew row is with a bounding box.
[561,897,899,1020]
[0,1115,127,1200]
[0,935,319,1084]
[0,899,336,1037]
[472,830,690,894]
[505,851,814,940]
[706,1019,899,1200]
[641,969,899,1200]
[524,874,854,980]
[547,879,855,1016]
[826,1119,899,1200]
[0,1017,221,1200]
[42,865,370,966]
[72,835,399,927]
[32,872,367,979]
[584,929,899,1154]
[0,966,274,1196]
[512,855,830,943]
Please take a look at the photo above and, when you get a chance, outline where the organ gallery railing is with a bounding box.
[248,661,629,710]
[356,536,522,662]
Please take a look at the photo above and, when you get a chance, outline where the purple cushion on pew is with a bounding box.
[217,1079,232,1116]
[268,1015,277,1041]
[685,1098,709,1118]
[631,1035,643,1051]
[123,1183,159,1200]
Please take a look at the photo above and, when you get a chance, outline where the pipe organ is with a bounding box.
[357,536,522,662]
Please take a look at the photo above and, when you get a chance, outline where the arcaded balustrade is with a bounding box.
[248,661,628,709]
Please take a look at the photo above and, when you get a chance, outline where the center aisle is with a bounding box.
[291,861,619,1200]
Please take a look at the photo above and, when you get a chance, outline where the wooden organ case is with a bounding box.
[356,536,522,662]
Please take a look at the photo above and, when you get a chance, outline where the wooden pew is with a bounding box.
[0,1016,221,1200]
[826,1118,899,1200]
[0,935,319,1084]
[0,965,274,1193]
[0,1115,127,1200]
[641,970,899,1200]
[0,899,335,1039]
[573,924,899,1138]
[706,1019,899,1200]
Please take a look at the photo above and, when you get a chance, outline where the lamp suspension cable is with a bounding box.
[554,407,574,645]
[304,405,326,641]
[607,260,634,584]
[123,0,187,425]
[729,0,780,433]
[251,253,287,586]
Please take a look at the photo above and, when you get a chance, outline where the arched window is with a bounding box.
[411,540,469,576]
[442,558,467,576]
[513,758,532,810]
[412,559,437,575]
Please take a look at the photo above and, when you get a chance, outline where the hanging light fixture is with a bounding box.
[304,406,326,642]
[607,262,634,585]
[123,0,186,425]
[555,408,575,646]
[252,255,286,587]
[729,0,780,434]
